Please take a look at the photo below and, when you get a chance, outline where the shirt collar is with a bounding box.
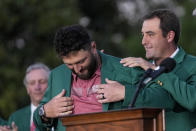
[31,103,38,114]
[152,47,179,65]
[30,103,38,125]
[170,47,179,58]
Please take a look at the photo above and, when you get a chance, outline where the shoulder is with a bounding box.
[100,52,143,84]
[182,53,196,70]
[50,64,71,76]
[51,64,68,73]
[184,54,196,74]
[100,52,143,72]
[10,106,30,117]
[184,53,196,63]
[8,105,30,122]
[100,52,127,71]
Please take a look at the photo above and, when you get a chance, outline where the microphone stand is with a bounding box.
[129,69,153,108]
[129,58,176,108]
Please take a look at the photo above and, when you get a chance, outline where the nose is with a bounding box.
[73,64,82,74]
[35,82,41,90]
[142,35,148,46]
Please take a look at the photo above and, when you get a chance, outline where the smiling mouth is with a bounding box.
[145,46,152,51]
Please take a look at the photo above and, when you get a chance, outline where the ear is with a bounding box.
[91,41,97,53]
[167,31,175,43]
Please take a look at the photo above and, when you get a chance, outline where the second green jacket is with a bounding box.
[124,47,196,131]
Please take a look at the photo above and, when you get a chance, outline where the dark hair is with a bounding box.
[142,9,180,44]
[54,25,91,57]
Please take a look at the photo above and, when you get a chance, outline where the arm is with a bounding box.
[158,72,196,111]
[97,78,175,110]
[120,57,156,70]
[121,56,196,111]
[33,72,74,130]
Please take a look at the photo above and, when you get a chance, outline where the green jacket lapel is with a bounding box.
[99,51,116,111]
[62,65,72,96]
[172,47,188,79]
[173,47,185,64]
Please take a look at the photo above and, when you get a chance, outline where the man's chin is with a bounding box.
[146,54,153,60]
[78,75,91,80]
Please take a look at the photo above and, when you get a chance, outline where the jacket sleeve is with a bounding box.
[33,71,57,130]
[122,81,175,110]
[158,72,196,112]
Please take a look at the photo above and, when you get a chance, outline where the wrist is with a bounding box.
[39,105,50,123]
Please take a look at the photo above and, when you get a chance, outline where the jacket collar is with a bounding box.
[173,46,186,64]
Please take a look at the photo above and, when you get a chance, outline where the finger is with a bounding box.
[120,58,130,63]
[59,105,74,112]
[59,100,74,107]
[12,121,16,127]
[128,63,139,67]
[96,87,105,94]
[55,89,66,98]
[59,110,73,117]
[120,59,125,63]
[105,78,116,84]
[97,84,106,89]
[59,97,73,102]
[96,94,104,99]
[4,125,10,129]
[121,57,135,62]
[98,98,109,104]
[12,121,18,131]
[123,61,135,67]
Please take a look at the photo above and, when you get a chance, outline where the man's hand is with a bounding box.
[96,78,125,103]
[44,89,74,118]
[120,57,156,70]
[0,122,18,131]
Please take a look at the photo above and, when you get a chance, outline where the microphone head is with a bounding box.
[160,58,176,73]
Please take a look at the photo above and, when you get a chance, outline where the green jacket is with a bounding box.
[33,51,143,131]
[160,48,196,111]
[158,47,196,130]
[124,47,196,131]
[8,105,31,131]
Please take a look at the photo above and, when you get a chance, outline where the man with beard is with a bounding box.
[33,25,144,131]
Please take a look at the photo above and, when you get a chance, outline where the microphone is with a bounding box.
[129,58,176,108]
[143,58,176,85]
[139,68,153,84]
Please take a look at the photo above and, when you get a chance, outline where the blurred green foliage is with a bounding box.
[0,0,196,120]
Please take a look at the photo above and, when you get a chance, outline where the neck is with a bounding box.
[155,44,177,65]
[32,102,39,107]
[94,50,101,67]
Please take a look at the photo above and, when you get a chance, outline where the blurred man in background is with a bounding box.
[7,63,50,131]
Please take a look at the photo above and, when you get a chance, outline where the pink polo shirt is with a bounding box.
[71,66,103,114]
